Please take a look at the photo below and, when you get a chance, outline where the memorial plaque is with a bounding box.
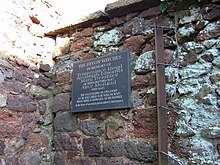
[71,51,131,112]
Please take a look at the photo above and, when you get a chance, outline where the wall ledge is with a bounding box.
[45,0,160,36]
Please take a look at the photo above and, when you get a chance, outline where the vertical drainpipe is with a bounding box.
[155,21,168,165]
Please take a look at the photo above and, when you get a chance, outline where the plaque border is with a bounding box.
[71,51,131,113]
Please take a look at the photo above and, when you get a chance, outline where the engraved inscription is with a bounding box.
[72,51,131,112]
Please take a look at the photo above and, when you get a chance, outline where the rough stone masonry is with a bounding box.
[51,0,220,164]
[0,0,219,164]
[0,0,59,164]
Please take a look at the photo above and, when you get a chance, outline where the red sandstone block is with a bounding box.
[56,71,71,84]
[0,111,22,138]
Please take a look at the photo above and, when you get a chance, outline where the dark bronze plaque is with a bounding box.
[72,51,131,112]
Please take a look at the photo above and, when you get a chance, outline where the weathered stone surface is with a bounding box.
[80,51,97,60]
[0,94,6,108]
[105,0,160,18]
[0,59,13,69]
[174,136,217,162]
[164,35,175,48]
[53,152,65,165]
[106,117,126,139]
[213,55,220,68]
[201,54,214,62]
[91,111,113,120]
[79,119,104,136]
[43,71,53,78]
[132,75,151,89]
[0,140,5,155]
[179,7,201,25]
[53,93,70,112]
[54,133,78,151]
[201,126,220,139]
[54,83,72,95]
[48,10,109,35]
[68,158,95,165]
[210,73,220,85]
[203,4,220,21]
[39,63,50,72]
[19,151,41,165]
[177,25,195,39]
[94,28,124,47]
[33,127,41,133]
[1,69,13,80]
[3,81,25,94]
[144,93,157,106]
[21,127,30,140]
[210,45,220,56]
[3,0,220,164]
[178,63,212,80]
[54,112,78,132]
[202,39,218,49]
[43,114,53,126]
[180,52,198,66]
[54,35,71,57]
[5,138,25,157]
[202,48,219,62]
[14,69,26,83]
[83,137,101,157]
[132,90,145,108]
[55,58,74,72]
[182,41,204,54]
[143,26,154,39]
[134,51,155,74]
[124,141,156,162]
[177,79,200,95]
[94,45,119,55]
[21,114,35,125]
[16,58,30,68]
[37,75,52,88]
[56,70,71,83]
[125,161,146,165]
[140,5,160,19]
[123,35,145,54]
[195,84,215,105]
[17,67,35,81]
[77,113,90,121]
[195,19,209,30]
[70,38,93,52]
[197,21,220,41]
[164,49,175,64]
[96,158,124,165]
[133,109,157,138]
[103,140,125,157]
[122,17,145,35]
[216,88,220,96]
[38,99,47,115]
[67,150,80,158]
[26,134,49,150]
[82,27,94,37]
[216,39,220,49]
[7,95,37,112]
[29,85,51,99]
[142,43,153,53]
[110,17,126,26]
[176,120,196,137]
[165,67,178,83]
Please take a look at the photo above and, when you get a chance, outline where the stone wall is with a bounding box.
[0,0,219,164]
[0,0,60,164]
[51,0,220,164]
